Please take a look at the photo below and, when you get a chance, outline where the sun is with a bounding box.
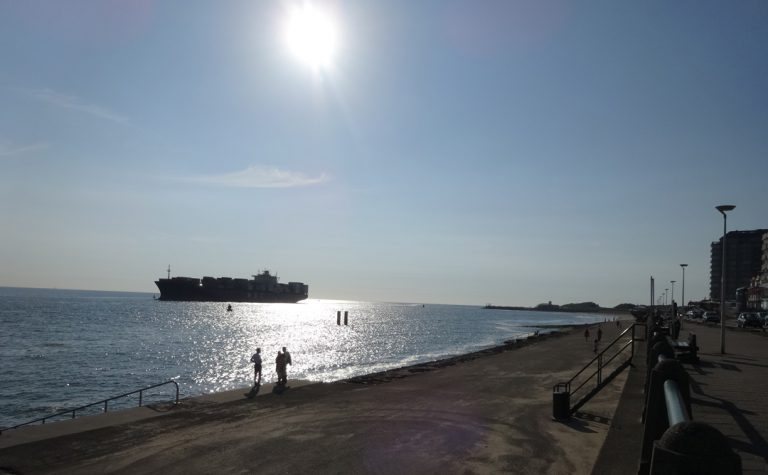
[283,3,340,72]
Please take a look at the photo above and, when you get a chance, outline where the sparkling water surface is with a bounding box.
[0,287,606,428]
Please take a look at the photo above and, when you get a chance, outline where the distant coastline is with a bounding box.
[484,302,632,315]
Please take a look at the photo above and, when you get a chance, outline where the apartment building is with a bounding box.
[710,229,768,303]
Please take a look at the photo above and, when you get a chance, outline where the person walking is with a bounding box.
[275,350,287,386]
[250,348,262,385]
[283,347,292,366]
[597,326,603,342]
[584,327,590,342]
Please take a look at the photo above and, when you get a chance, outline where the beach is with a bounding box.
[0,323,631,474]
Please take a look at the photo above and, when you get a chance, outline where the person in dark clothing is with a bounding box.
[275,351,287,386]
[250,348,262,384]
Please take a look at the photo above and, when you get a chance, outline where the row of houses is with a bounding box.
[709,229,768,311]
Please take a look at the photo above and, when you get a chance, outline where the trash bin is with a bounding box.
[553,385,570,420]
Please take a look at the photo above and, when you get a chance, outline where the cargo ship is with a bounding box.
[155,269,308,303]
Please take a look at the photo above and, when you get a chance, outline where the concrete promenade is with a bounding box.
[683,321,768,473]
[594,320,768,474]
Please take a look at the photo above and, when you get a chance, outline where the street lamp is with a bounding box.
[680,264,688,307]
[671,280,676,307]
[716,204,736,354]
[680,264,688,329]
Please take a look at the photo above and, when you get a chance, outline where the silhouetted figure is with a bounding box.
[250,348,262,384]
[283,347,292,366]
[616,319,621,330]
[584,327,590,342]
[276,351,287,386]
[227,304,233,312]
[597,327,603,342]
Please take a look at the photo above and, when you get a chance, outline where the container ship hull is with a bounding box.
[155,271,308,303]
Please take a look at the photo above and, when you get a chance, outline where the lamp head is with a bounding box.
[715,204,735,215]
[680,264,688,268]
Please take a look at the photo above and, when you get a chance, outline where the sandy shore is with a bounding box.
[0,323,630,474]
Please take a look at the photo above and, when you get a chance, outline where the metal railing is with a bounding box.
[663,378,689,425]
[1,380,179,434]
[554,323,644,417]
[640,349,740,473]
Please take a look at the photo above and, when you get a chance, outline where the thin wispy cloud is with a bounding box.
[26,88,130,125]
[180,165,329,188]
[0,139,47,157]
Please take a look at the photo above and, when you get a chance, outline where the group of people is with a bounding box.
[249,346,292,386]
[584,326,603,353]
[584,318,624,353]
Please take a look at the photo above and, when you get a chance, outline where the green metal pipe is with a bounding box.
[663,379,690,426]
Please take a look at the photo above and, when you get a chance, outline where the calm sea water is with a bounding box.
[0,287,606,428]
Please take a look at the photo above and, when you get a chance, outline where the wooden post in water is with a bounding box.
[337,311,341,325]
[344,311,348,325]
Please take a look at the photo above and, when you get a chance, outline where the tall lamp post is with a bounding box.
[680,264,688,308]
[716,204,735,354]
[671,280,676,307]
[680,264,688,329]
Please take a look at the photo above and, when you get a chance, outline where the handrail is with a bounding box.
[663,379,690,426]
[640,331,741,473]
[553,322,641,416]
[565,323,636,388]
[1,380,179,434]
[570,339,633,396]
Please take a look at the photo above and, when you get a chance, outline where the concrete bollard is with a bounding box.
[687,333,698,362]
[646,332,671,367]
[650,421,741,474]
[643,338,676,409]
[344,311,348,325]
[640,357,691,473]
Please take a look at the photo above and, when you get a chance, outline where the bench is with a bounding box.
[668,333,698,363]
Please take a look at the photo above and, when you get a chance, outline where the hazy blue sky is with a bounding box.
[1,1,766,306]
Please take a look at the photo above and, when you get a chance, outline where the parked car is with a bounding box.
[685,308,704,321]
[736,312,762,328]
[689,308,704,319]
[703,311,720,323]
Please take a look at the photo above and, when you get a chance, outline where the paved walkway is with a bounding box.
[594,320,768,474]
[683,322,768,473]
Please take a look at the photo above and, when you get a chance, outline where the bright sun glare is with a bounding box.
[283,3,339,72]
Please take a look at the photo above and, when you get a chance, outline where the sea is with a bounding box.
[0,287,608,429]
